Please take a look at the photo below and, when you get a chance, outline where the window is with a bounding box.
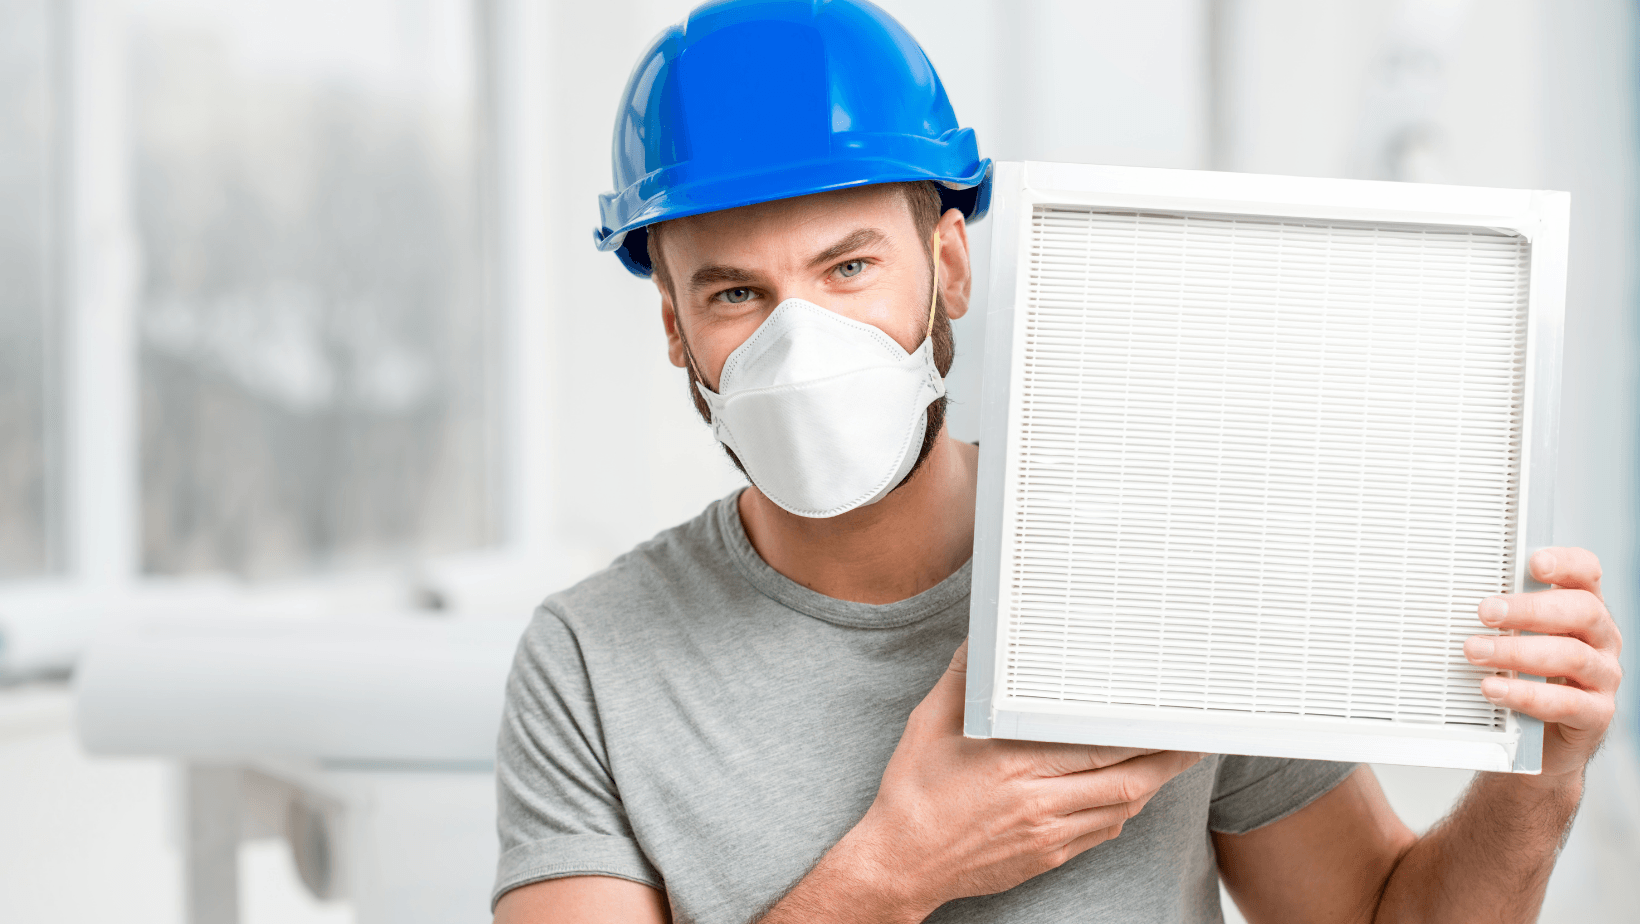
[0,0,59,579]
[128,0,495,578]
[0,0,551,679]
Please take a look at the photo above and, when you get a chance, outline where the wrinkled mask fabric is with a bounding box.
[695,299,946,518]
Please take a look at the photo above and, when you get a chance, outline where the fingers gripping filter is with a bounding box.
[696,295,946,519]
[964,162,1568,774]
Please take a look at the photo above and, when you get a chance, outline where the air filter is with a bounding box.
[964,162,1567,773]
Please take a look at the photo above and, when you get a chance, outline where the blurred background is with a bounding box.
[1,0,1637,921]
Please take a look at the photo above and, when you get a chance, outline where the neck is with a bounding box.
[737,431,979,605]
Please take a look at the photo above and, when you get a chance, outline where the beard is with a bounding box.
[680,291,958,504]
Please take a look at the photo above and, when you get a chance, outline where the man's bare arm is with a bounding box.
[1218,547,1619,924]
[1375,769,1579,922]
[1217,765,1578,924]
[493,876,671,924]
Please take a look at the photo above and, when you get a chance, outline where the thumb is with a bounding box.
[918,638,971,730]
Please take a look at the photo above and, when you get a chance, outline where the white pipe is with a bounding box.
[75,612,527,765]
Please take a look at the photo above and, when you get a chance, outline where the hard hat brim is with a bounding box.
[597,151,992,279]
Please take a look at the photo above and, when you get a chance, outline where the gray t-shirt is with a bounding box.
[495,492,1357,922]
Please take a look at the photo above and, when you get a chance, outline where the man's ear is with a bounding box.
[936,208,973,320]
[659,282,688,369]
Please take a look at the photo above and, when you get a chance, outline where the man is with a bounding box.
[492,2,1622,922]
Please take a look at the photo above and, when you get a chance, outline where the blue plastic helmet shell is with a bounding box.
[595,0,992,278]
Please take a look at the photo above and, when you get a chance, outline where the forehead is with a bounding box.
[656,184,917,268]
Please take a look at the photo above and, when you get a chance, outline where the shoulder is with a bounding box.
[502,491,757,722]
[527,492,748,648]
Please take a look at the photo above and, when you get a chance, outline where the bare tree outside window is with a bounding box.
[0,0,57,579]
[129,0,496,578]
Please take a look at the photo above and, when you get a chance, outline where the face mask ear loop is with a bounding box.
[682,339,709,394]
[674,311,718,425]
[925,231,942,340]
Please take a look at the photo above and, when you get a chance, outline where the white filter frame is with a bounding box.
[965,162,1568,773]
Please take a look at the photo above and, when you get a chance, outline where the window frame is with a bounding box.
[0,0,556,677]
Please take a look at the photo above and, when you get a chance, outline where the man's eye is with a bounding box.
[720,287,754,304]
[837,259,866,278]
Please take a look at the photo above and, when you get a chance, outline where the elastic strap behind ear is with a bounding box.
[925,231,943,337]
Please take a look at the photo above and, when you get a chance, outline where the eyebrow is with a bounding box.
[808,227,888,268]
[685,227,891,294]
[688,264,756,292]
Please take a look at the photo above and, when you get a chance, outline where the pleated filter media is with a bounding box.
[965,163,1568,772]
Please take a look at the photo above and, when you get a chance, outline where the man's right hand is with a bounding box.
[500,640,1204,924]
[761,639,1204,923]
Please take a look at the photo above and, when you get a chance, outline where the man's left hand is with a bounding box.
[1463,546,1623,785]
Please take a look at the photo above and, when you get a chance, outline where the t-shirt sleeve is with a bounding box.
[1207,755,1360,835]
[492,603,663,909]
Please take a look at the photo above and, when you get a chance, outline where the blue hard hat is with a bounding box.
[595,0,992,278]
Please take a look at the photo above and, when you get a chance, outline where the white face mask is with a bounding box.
[691,252,947,518]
